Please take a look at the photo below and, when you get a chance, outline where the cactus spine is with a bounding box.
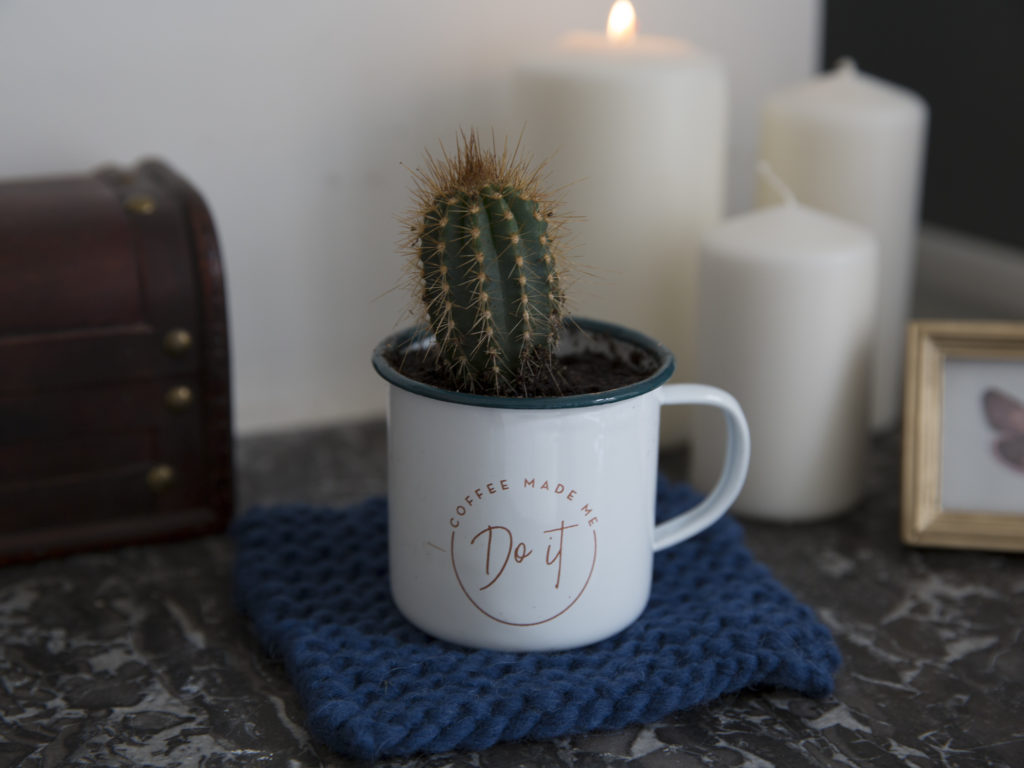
[405,131,568,395]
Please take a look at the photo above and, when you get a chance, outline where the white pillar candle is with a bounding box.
[758,59,929,432]
[691,184,878,522]
[515,2,727,418]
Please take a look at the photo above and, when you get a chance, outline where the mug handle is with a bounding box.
[652,384,751,552]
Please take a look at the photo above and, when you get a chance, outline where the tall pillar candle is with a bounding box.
[515,2,727,441]
[691,194,878,521]
[758,59,929,432]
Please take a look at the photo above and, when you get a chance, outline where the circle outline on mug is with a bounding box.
[449,525,598,627]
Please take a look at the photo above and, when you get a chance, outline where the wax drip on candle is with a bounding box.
[757,161,799,207]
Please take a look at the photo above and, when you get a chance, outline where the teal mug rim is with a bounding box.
[372,317,676,410]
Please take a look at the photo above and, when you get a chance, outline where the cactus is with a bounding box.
[404,130,568,395]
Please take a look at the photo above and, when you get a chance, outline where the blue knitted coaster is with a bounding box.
[233,480,840,760]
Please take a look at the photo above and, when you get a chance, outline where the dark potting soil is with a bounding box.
[386,346,652,398]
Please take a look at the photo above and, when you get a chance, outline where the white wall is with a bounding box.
[0,1,821,434]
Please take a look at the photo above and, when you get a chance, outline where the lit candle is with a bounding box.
[692,168,879,521]
[515,2,727,441]
[758,59,929,432]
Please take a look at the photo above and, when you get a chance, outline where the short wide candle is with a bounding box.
[515,19,727,397]
[691,200,878,522]
[759,59,928,432]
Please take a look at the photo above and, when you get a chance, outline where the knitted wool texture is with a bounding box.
[233,480,841,760]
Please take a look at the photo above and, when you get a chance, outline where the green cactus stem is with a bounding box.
[403,131,569,395]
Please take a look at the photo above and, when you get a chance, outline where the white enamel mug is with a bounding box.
[373,319,750,651]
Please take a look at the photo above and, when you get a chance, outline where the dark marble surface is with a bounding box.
[1,421,1022,767]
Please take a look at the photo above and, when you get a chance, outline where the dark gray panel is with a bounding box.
[826,0,1024,250]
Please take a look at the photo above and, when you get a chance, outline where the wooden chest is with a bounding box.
[0,160,233,564]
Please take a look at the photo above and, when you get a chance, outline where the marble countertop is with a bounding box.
[1,421,1021,767]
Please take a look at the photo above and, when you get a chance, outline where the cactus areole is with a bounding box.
[402,131,568,396]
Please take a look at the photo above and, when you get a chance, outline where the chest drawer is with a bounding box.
[0,160,233,564]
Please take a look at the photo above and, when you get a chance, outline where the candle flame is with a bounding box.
[606,0,637,44]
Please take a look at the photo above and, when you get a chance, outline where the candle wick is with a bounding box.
[757,161,798,206]
[835,56,858,75]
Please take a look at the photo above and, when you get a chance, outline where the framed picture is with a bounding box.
[902,320,1024,552]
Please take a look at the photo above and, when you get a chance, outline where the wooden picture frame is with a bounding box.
[902,320,1024,552]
